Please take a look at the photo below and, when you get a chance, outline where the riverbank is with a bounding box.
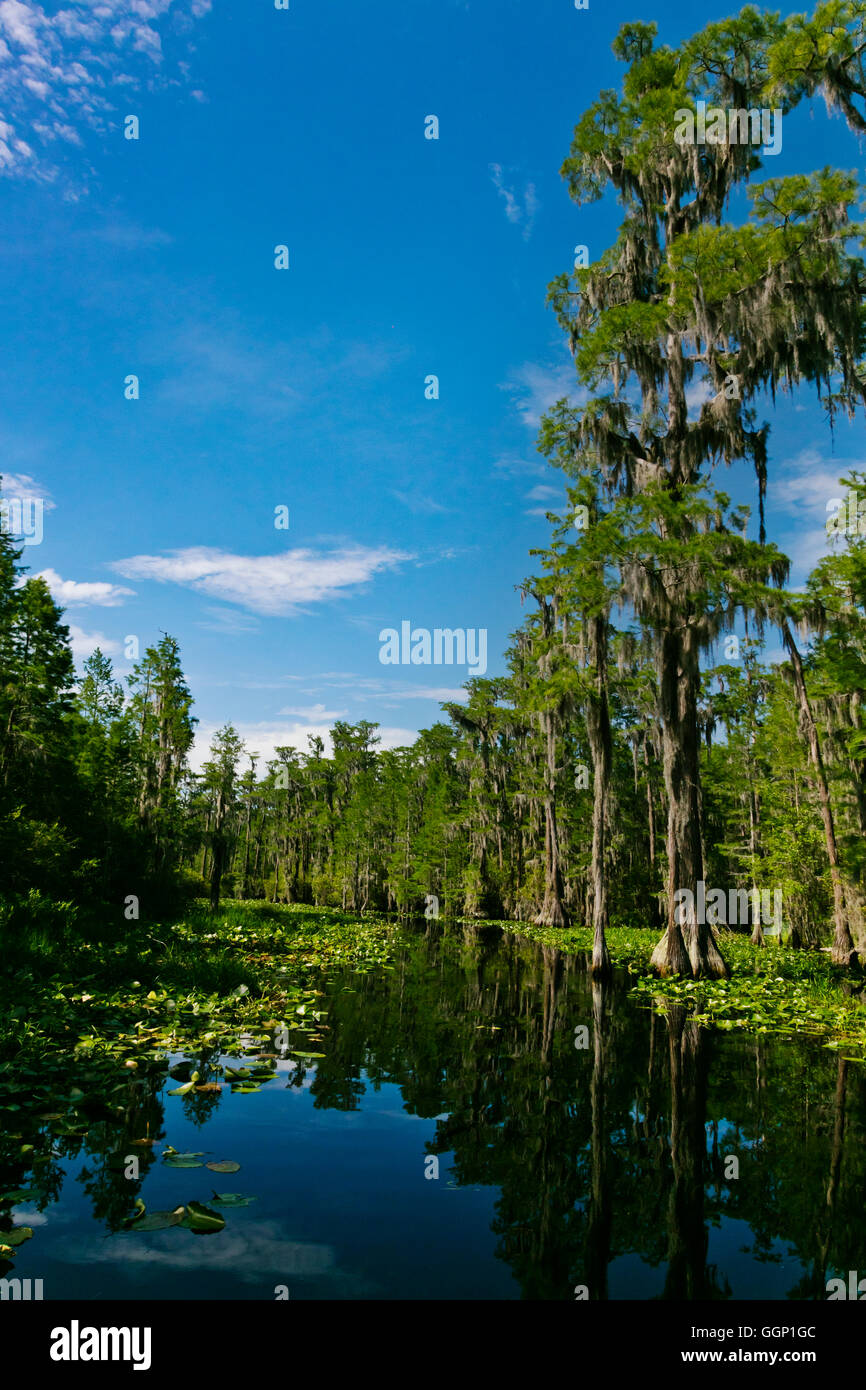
[493,921,866,1059]
[3,903,865,1070]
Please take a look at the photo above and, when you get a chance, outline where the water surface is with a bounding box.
[4,921,864,1300]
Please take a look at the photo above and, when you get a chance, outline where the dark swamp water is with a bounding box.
[3,921,865,1301]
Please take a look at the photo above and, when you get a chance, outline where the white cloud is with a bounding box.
[293,674,468,704]
[385,686,467,702]
[685,375,713,417]
[772,448,857,513]
[0,0,212,180]
[278,703,350,721]
[0,2,40,52]
[771,448,866,582]
[0,470,55,507]
[112,545,412,617]
[35,568,134,607]
[492,452,549,480]
[525,484,562,501]
[189,719,419,773]
[60,1218,338,1285]
[500,361,580,429]
[489,163,539,241]
[391,490,450,515]
[68,624,121,661]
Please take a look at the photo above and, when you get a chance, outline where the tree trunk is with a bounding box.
[535,708,570,927]
[780,617,856,966]
[586,613,612,974]
[651,628,728,978]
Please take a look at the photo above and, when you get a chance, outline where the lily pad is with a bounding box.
[167,1072,200,1096]
[0,1227,33,1247]
[162,1151,205,1169]
[125,1206,185,1232]
[206,1160,241,1174]
[181,1201,225,1234]
[209,1192,257,1208]
[291,1051,326,1060]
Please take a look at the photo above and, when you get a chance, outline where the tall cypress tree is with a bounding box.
[545,6,866,975]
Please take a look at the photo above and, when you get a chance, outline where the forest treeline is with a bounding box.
[2,3,866,981]
[1,475,865,975]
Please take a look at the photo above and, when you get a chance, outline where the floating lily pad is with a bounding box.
[206,1160,240,1174]
[0,1227,33,1247]
[291,1051,326,1060]
[126,1207,185,1232]
[209,1192,257,1208]
[162,1151,205,1169]
[167,1072,200,1096]
[181,1201,225,1234]
[0,1190,33,1205]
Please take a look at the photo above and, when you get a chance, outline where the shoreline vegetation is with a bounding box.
[2,904,865,1075]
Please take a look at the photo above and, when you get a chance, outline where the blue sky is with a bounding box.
[0,0,863,769]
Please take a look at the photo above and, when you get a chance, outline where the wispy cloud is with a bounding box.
[386,686,467,702]
[772,448,857,513]
[0,470,55,506]
[489,163,539,241]
[35,568,134,607]
[500,361,579,429]
[197,606,262,635]
[111,545,413,617]
[390,489,450,515]
[525,484,561,501]
[66,1218,340,1285]
[492,452,548,480]
[149,321,406,423]
[278,703,350,721]
[771,447,865,582]
[0,0,213,182]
